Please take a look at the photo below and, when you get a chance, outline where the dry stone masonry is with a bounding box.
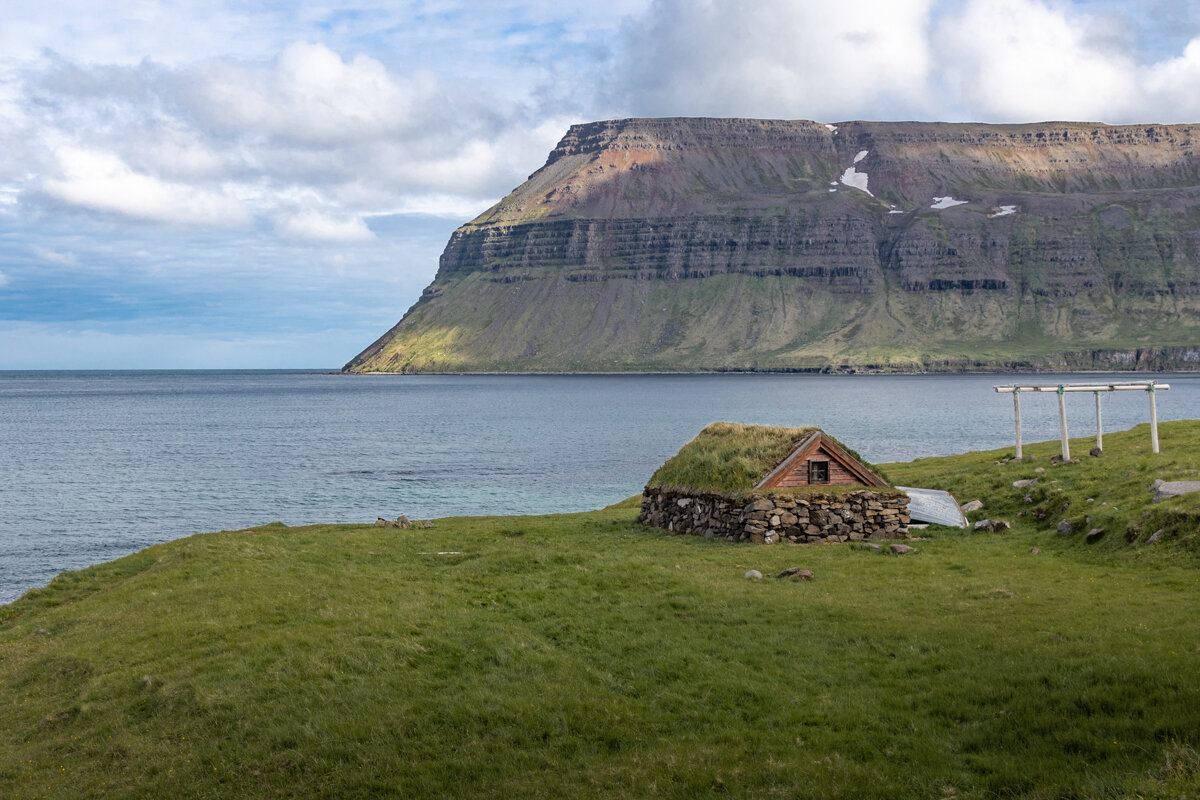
[640,486,910,544]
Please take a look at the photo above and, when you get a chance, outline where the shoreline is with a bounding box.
[337,367,1200,376]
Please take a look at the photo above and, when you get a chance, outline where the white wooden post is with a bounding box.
[1149,384,1160,454]
[1057,385,1070,460]
[1013,387,1023,459]
[1094,391,1103,452]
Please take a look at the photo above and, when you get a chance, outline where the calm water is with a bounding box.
[3,370,1198,604]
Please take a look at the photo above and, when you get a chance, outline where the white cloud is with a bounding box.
[1140,37,1200,120]
[41,146,251,226]
[933,0,1139,121]
[615,0,937,120]
[611,0,1200,125]
[30,245,78,265]
[275,208,374,243]
[10,40,562,239]
[0,269,9,288]
[191,42,425,145]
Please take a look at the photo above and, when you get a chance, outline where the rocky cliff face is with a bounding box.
[346,118,1200,373]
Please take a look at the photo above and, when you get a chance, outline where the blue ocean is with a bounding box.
[3,370,1198,604]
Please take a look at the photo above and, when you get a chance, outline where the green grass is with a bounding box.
[3,427,1200,798]
[884,419,1200,557]
[647,421,817,492]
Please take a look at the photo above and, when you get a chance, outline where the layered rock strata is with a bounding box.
[639,486,910,544]
[347,118,1200,373]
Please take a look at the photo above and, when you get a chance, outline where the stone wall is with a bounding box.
[640,486,910,544]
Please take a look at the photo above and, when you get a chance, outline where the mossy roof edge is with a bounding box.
[647,421,889,493]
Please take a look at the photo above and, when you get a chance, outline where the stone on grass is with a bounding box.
[776,567,814,580]
[889,543,915,555]
[960,499,984,513]
[1146,529,1164,545]
[1056,520,1074,536]
[974,519,1011,532]
[744,569,763,580]
[1089,446,1103,457]
[1152,481,1200,503]
[1030,547,1040,554]
[1086,527,1106,543]
[1013,478,1038,489]
[859,542,882,551]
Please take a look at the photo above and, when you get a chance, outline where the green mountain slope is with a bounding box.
[346,118,1200,373]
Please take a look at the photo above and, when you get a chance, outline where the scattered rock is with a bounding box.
[960,499,984,513]
[1023,493,1034,504]
[1056,520,1074,536]
[744,569,763,580]
[1013,478,1038,489]
[1089,446,1103,457]
[1034,467,1045,473]
[973,519,1012,532]
[396,515,413,529]
[889,543,916,555]
[859,542,882,551]
[374,517,390,527]
[1050,454,1079,465]
[1086,528,1106,543]
[1150,479,1165,491]
[1086,498,1094,503]
[1030,547,1040,554]
[1146,529,1164,545]
[777,567,815,580]
[419,520,434,529]
[1152,481,1200,503]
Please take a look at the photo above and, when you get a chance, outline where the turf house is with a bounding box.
[640,422,910,543]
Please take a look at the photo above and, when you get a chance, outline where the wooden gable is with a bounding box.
[754,431,888,490]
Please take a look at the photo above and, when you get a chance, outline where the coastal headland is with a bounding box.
[347,118,1200,374]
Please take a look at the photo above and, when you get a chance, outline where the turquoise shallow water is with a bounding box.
[3,370,1198,603]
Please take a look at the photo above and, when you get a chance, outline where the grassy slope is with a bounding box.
[4,425,1200,798]
[352,268,1200,373]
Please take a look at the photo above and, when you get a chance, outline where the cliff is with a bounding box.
[345,118,1200,373]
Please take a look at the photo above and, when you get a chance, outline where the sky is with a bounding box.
[3,0,1200,368]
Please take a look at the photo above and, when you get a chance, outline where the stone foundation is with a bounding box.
[640,486,910,544]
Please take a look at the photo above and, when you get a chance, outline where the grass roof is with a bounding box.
[647,422,819,493]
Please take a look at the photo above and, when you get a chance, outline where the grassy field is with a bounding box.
[3,423,1200,798]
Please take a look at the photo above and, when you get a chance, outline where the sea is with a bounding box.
[3,370,1198,604]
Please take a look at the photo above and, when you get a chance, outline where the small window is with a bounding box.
[809,460,829,484]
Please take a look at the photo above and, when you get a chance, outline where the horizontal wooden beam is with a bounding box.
[994,383,1169,393]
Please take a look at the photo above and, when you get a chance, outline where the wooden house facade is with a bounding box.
[754,430,888,490]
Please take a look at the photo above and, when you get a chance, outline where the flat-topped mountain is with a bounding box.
[345,118,1200,373]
